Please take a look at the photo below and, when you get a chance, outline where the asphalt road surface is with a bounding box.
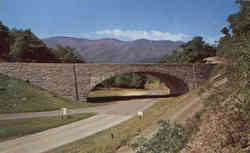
[0,99,157,153]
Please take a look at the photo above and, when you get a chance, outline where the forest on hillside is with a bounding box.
[0,23,84,63]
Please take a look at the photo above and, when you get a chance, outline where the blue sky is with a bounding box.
[0,0,239,43]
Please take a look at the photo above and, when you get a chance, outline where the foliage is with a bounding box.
[0,21,10,60]
[228,0,250,35]
[159,36,216,64]
[53,45,84,63]
[217,0,250,109]
[155,2,250,152]
[131,120,187,153]
[9,29,59,62]
[0,21,85,63]
[97,73,161,89]
[112,73,146,89]
[200,1,250,151]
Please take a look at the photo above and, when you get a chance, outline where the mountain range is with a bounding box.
[43,36,184,63]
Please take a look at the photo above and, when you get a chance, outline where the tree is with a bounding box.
[53,45,84,63]
[0,21,83,63]
[0,21,10,60]
[130,73,146,89]
[227,0,250,35]
[221,27,230,36]
[9,29,58,62]
[114,74,132,88]
[159,36,216,64]
[218,0,250,67]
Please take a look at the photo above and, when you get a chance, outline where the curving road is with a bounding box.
[0,99,157,153]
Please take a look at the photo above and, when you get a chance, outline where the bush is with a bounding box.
[130,120,187,153]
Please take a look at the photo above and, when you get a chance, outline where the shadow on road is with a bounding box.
[87,94,178,103]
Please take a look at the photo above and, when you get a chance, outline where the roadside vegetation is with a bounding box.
[45,97,179,153]
[130,120,187,153]
[0,113,95,141]
[159,1,250,152]
[45,87,204,153]
[181,1,250,152]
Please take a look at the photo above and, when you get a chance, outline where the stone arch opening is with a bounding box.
[85,71,189,102]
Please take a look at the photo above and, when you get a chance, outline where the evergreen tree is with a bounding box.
[9,29,58,62]
[0,21,10,60]
[159,36,216,64]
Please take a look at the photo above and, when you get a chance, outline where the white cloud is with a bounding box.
[94,29,187,41]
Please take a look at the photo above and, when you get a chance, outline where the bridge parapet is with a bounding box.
[0,63,213,101]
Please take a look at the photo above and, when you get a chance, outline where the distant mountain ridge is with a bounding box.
[43,36,184,63]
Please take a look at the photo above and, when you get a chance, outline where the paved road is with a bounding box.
[0,99,156,120]
[0,89,169,121]
[0,99,156,153]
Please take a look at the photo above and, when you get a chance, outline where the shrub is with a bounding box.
[130,120,187,153]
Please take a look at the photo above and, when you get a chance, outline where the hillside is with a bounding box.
[43,36,184,63]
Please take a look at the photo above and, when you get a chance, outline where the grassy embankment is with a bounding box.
[0,74,97,141]
[0,74,113,114]
[0,113,95,142]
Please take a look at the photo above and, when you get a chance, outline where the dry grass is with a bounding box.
[88,88,151,97]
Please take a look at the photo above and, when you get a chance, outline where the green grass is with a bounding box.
[0,113,95,140]
[0,74,108,114]
[45,97,185,153]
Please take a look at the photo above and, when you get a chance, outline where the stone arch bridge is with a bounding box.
[0,63,213,101]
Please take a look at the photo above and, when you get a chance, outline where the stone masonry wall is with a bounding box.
[0,63,76,99]
[0,63,213,101]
